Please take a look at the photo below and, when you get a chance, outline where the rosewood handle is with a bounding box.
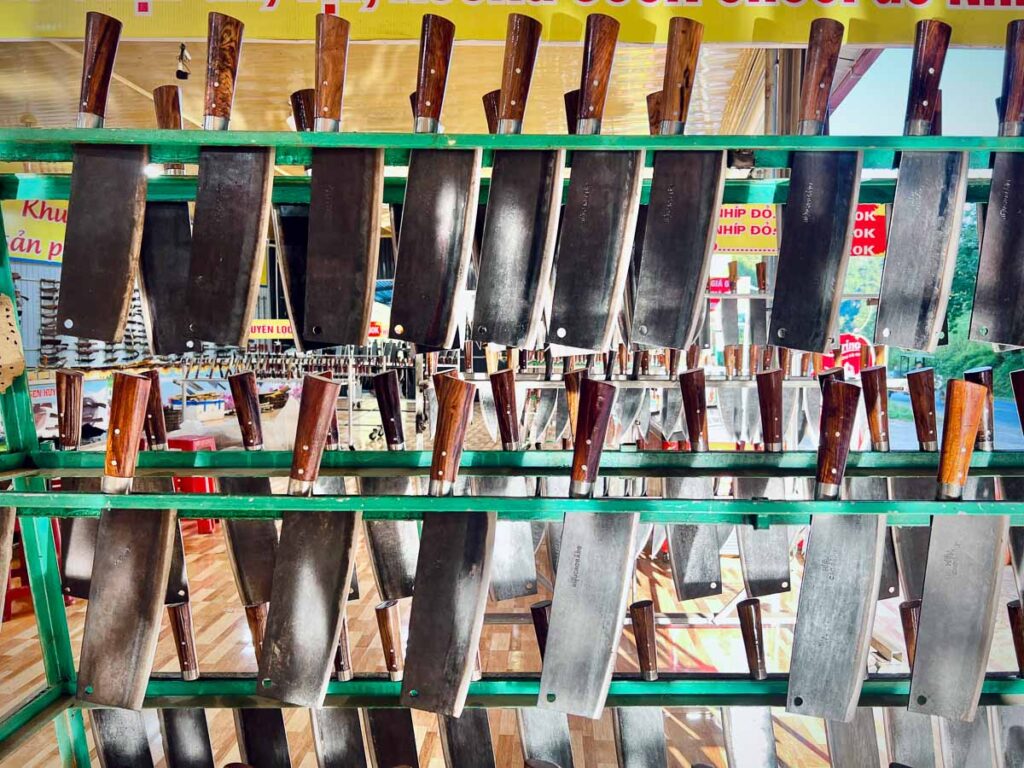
[679,368,709,452]
[778,347,792,379]
[314,12,350,128]
[817,366,845,390]
[569,378,616,497]
[429,372,476,495]
[289,374,341,493]
[904,20,951,134]
[575,14,619,131]
[659,17,703,134]
[373,370,405,451]
[756,368,783,453]
[79,12,122,123]
[413,14,456,128]
[685,344,700,370]
[1001,21,1024,134]
[490,369,519,450]
[723,346,740,380]
[900,599,921,671]
[1010,600,1024,677]
[798,19,844,133]
[103,372,151,488]
[375,600,404,681]
[728,261,739,292]
[141,370,168,451]
[228,371,264,451]
[667,349,681,377]
[646,91,662,136]
[936,379,987,500]
[756,261,767,293]
[167,603,200,681]
[482,89,500,135]
[290,89,315,132]
[563,89,580,134]
[964,366,995,450]
[860,365,890,452]
[1013,369,1024,434]
[318,370,341,451]
[244,604,268,663]
[204,12,245,123]
[152,85,182,130]
[907,367,938,451]
[630,600,658,681]
[814,379,861,499]
[333,614,353,681]
[498,13,542,130]
[737,598,767,681]
[531,599,552,661]
[55,370,84,451]
[564,368,589,440]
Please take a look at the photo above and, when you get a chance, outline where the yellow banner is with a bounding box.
[1,1,1017,46]
[249,318,294,339]
[714,202,886,257]
[2,200,68,263]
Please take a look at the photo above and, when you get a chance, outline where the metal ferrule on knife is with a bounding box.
[501,440,521,451]
[920,440,938,451]
[149,442,167,452]
[796,118,825,136]
[496,118,522,134]
[872,439,890,452]
[100,475,133,495]
[904,118,932,136]
[314,117,340,132]
[641,669,657,682]
[936,482,964,501]
[287,478,315,496]
[429,478,454,496]
[414,116,439,134]
[1001,120,1024,137]
[569,479,593,498]
[388,441,405,452]
[814,482,841,500]
[203,115,229,131]
[76,112,103,128]
[976,437,995,452]
[244,443,263,452]
[764,441,783,453]
[691,435,708,452]
[576,117,600,135]
[659,119,685,136]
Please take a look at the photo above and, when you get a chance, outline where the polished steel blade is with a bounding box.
[825,708,881,768]
[718,387,742,445]
[890,477,934,603]
[158,708,214,768]
[661,387,682,438]
[722,706,777,768]
[665,477,721,601]
[940,707,997,767]
[846,477,899,600]
[478,386,499,442]
[612,708,667,768]
[998,706,1024,767]
[529,390,558,446]
[472,476,538,601]
[743,387,761,447]
[517,708,574,768]
[360,476,420,601]
[883,708,938,768]
[734,477,791,598]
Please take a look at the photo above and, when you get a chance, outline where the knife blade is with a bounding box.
[58,12,148,343]
[825,708,881,768]
[722,707,777,768]
[770,19,862,353]
[311,708,366,768]
[612,708,667,768]
[883,708,939,768]
[187,13,275,348]
[158,708,214,768]
[438,709,496,767]
[91,708,154,767]
[233,708,291,767]
[363,709,420,767]
[940,708,998,767]
[997,706,1024,767]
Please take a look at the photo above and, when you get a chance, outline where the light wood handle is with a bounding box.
[936,378,987,500]
[103,372,151,484]
[152,85,182,130]
[413,14,456,126]
[574,14,619,129]
[314,12,350,127]
[660,17,703,132]
[204,12,245,121]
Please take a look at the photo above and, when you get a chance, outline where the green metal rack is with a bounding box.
[0,128,1022,764]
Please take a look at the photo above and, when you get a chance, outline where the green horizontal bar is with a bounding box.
[0,686,67,746]
[2,173,995,207]
[135,674,1024,709]
[10,493,1024,526]
[26,449,1024,477]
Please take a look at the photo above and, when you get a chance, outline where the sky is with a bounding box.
[831,47,1004,137]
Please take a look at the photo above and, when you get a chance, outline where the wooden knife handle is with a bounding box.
[575,14,619,131]
[1010,600,1024,678]
[630,600,658,681]
[375,600,404,681]
[859,365,890,452]
[564,368,589,440]
[228,371,264,451]
[289,374,341,493]
[318,370,341,451]
[563,89,580,134]
[333,614,353,681]
[290,89,315,132]
[904,20,951,134]
[490,369,519,450]
[756,261,767,293]
[1012,369,1024,434]
[103,372,151,489]
[686,344,700,370]
[55,370,84,451]
[429,372,475,495]
[482,89,500,135]
[900,599,921,671]
[964,366,995,451]
[204,12,245,123]
[737,598,767,681]
[817,366,845,391]
[727,261,739,291]
[413,14,456,129]
[667,349,681,377]
[756,368,784,453]
[498,13,542,129]
[315,12,350,128]
[798,19,844,133]
[679,368,709,452]
[167,603,200,681]
[569,378,616,497]
[530,599,552,661]
[814,379,860,499]
[617,343,628,376]
[152,85,182,130]
[373,370,405,451]
[1001,21,1024,134]
[660,17,703,133]
[907,367,939,451]
[723,345,740,379]
[747,345,760,378]
[79,12,122,123]
[936,378,987,500]
[778,347,792,379]
[646,91,663,136]
[141,370,168,451]
[244,604,268,663]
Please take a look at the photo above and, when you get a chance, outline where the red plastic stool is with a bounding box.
[169,435,218,534]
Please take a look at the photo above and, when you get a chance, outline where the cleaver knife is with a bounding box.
[91,708,155,767]
[259,373,358,709]
[875,20,966,352]
[390,16,482,349]
[78,372,177,709]
[787,378,885,723]
[825,708,882,768]
[401,372,494,717]
[910,378,1009,722]
[303,13,384,347]
[59,12,148,343]
[539,377,632,719]
[884,609,941,768]
[548,14,643,352]
[770,19,861,353]
[722,706,778,768]
[614,600,668,768]
[187,13,275,348]
[158,708,215,768]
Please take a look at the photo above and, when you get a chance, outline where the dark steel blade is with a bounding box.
[272,205,332,353]
[632,151,725,349]
[549,150,644,351]
[439,710,496,767]
[473,149,563,347]
[304,148,384,345]
[158,708,214,768]
[360,477,420,601]
[188,146,275,347]
[770,151,862,352]
[59,145,148,342]
[612,708,667,768]
[311,708,367,768]
[517,709,573,768]
[473,476,537,602]
[363,708,420,767]
[91,708,155,768]
[390,149,481,348]
[219,477,278,607]
[876,151,968,351]
[234,708,291,768]
[139,201,192,355]
[666,477,721,601]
